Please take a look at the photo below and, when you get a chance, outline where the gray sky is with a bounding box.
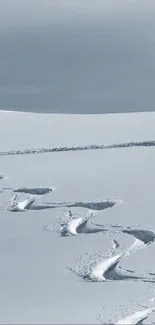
[0,0,155,113]
[0,0,155,27]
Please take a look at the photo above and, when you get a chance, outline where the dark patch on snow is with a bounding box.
[76,220,107,234]
[44,199,118,211]
[13,187,54,195]
[122,229,155,245]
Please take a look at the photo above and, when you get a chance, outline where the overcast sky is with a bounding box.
[0,0,155,30]
[0,0,155,113]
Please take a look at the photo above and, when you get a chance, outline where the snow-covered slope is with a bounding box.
[0,111,155,324]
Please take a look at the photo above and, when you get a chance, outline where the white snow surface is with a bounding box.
[0,111,155,324]
[90,252,125,282]
[114,306,155,325]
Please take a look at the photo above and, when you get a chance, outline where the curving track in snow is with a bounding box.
[8,196,120,213]
[98,302,155,325]
[114,306,155,325]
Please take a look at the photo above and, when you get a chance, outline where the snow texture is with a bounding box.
[0,111,155,324]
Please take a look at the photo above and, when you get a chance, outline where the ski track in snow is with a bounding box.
[43,210,108,237]
[70,231,155,283]
[69,250,155,284]
[122,229,155,256]
[13,187,54,195]
[0,140,155,157]
[1,141,155,323]
[122,229,155,246]
[98,299,155,325]
[114,307,155,325]
[1,187,54,196]
[43,199,120,211]
[8,196,120,212]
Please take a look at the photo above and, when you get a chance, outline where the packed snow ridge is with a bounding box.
[44,210,107,237]
[69,224,155,283]
[114,307,155,325]
[77,252,155,283]
[99,305,155,325]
